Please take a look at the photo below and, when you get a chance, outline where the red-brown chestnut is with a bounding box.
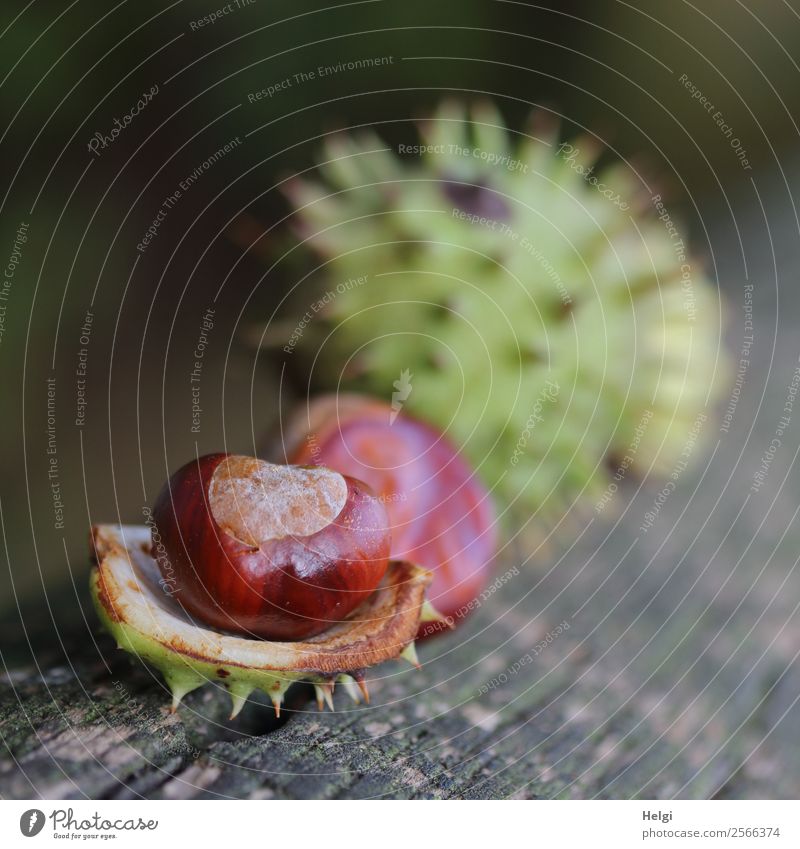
[280,394,498,637]
[150,453,390,640]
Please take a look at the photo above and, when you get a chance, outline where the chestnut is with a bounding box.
[280,394,498,636]
[150,453,390,640]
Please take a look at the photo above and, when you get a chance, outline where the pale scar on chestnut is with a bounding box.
[208,456,348,545]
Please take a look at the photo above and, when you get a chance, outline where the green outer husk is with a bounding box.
[261,100,732,521]
[91,568,299,715]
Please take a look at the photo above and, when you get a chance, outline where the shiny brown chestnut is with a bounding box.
[150,453,390,640]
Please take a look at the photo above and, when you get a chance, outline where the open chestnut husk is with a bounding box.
[90,524,439,716]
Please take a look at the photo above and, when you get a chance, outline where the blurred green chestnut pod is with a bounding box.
[247,101,730,520]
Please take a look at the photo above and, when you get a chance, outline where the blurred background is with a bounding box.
[2,0,800,798]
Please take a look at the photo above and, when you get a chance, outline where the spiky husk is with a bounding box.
[253,101,730,519]
[90,525,437,717]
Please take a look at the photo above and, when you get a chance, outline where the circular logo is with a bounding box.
[19,810,45,837]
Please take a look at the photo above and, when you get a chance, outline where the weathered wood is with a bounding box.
[2,478,797,800]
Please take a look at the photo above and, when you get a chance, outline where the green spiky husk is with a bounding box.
[91,571,300,714]
[256,101,730,519]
